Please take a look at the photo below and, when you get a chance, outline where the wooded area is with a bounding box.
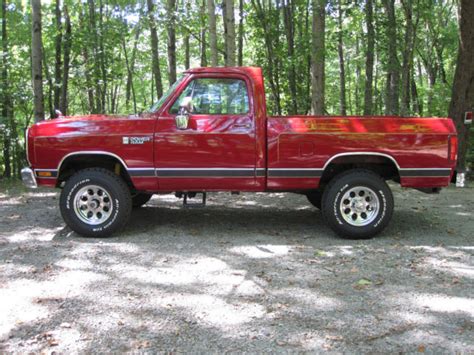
[0,0,473,179]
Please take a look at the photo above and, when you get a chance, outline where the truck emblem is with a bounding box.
[123,136,152,145]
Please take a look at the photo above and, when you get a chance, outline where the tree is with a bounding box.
[449,0,474,171]
[363,0,374,116]
[147,0,163,98]
[282,0,298,114]
[167,0,177,84]
[383,0,399,115]
[311,0,325,115]
[207,0,218,66]
[224,0,236,66]
[59,4,71,115]
[1,0,11,177]
[336,0,346,115]
[53,0,62,115]
[31,0,45,122]
[238,0,244,66]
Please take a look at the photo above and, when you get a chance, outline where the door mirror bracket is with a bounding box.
[175,97,192,130]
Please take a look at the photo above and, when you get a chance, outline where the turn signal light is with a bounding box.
[37,171,52,177]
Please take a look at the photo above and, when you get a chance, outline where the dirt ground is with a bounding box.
[0,181,473,353]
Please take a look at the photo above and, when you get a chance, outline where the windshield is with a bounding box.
[148,75,186,113]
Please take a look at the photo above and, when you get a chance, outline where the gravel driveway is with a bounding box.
[0,181,473,352]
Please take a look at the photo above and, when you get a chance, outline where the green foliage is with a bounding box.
[0,0,470,177]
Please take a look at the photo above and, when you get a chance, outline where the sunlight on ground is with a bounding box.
[230,245,291,258]
[0,270,107,340]
[5,227,63,242]
[413,294,474,317]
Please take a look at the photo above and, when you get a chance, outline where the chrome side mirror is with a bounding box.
[175,97,193,130]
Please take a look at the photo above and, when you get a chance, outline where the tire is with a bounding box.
[306,190,323,209]
[132,193,153,208]
[59,168,132,238]
[322,169,394,239]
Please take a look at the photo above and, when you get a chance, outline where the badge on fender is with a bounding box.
[122,136,152,145]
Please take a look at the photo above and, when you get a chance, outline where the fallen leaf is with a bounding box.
[356,278,372,286]
[314,250,326,257]
[418,344,426,353]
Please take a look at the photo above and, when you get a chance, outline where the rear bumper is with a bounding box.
[21,167,37,188]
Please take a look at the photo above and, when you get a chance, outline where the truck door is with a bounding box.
[154,74,257,191]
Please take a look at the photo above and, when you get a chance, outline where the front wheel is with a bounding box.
[60,168,132,238]
[322,169,394,239]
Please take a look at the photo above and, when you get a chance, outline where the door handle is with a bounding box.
[234,123,252,129]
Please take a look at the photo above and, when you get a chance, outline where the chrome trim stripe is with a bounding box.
[268,169,323,178]
[399,169,451,177]
[156,168,255,177]
[57,151,130,172]
[323,152,401,170]
[127,168,156,177]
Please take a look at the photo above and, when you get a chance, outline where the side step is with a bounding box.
[182,192,207,208]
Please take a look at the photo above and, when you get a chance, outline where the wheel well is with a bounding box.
[320,155,400,186]
[57,154,134,189]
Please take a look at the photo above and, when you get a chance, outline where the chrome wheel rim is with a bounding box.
[339,186,380,227]
[74,185,113,225]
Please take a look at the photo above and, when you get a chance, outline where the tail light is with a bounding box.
[448,135,458,162]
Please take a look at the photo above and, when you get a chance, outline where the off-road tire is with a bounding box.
[322,169,394,239]
[60,168,132,238]
[132,193,153,208]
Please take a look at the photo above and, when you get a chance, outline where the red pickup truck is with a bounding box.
[22,67,458,239]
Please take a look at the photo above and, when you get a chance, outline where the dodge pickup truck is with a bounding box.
[22,67,458,239]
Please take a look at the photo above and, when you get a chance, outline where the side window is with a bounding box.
[170,78,249,115]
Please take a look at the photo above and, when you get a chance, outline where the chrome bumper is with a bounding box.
[21,167,37,188]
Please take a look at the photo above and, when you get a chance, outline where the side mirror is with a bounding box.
[175,97,192,130]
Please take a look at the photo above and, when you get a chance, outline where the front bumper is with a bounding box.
[21,167,37,188]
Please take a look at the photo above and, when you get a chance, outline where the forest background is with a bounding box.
[1,0,473,179]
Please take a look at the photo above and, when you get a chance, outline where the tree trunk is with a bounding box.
[337,0,346,115]
[400,0,414,116]
[200,0,207,67]
[147,0,163,98]
[207,0,218,66]
[251,0,281,114]
[224,0,236,66]
[59,4,71,115]
[125,24,141,111]
[311,0,325,115]
[1,0,11,177]
[449,0,474,171]
[31,0,45,122]
[238,0,244,66]
[53,0,62,115]
[383,0,399,115]
[282,0,298,114]
[363,0,375,116]
[167,0,177,84]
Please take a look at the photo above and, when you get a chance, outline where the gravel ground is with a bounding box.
[0,181,473,353]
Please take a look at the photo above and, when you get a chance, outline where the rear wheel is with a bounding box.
[322,169,393,239]
[60,168,132,238]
